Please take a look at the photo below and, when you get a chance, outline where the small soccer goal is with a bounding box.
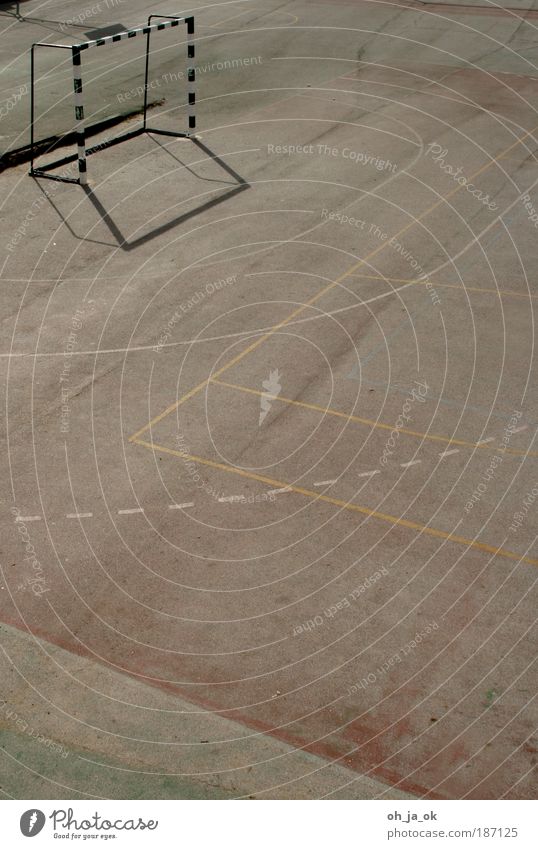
[29,13,196,185]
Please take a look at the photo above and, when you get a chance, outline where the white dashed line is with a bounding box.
[476,437,495,446]
[66,512,93,519]
[439,449,460,458]
[268,487,292,495]
[169,502,195,509]
[313,479,338,487]
[512,425,528,433]
[118,508,144,515]
[358,470,380,477]
[401,460,421,468]
[15,515,42,522]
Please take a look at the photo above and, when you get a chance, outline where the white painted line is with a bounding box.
[268,487,291,495]
[358,470,380,478]
[476,437,495,446]
[439,449,460,458]
[169,502,195,509]
[512,425,528,433]
[313,479,338,487]
[118,508,144,515]
[15,515,41,522]
[401,460,421,468]
[66,512,93,519]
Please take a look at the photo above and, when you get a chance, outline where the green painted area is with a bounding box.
[483,689,499,708]
[0,727,237,799]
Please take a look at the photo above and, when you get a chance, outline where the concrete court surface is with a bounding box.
[0,0,537,801]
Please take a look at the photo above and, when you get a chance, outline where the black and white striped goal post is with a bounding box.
[29,14,196,186]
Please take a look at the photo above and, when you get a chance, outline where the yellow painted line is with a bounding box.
[349,273,538,301]
[128,275,365,441]
[133,437,538,567]
[211,378,538,458]
[129,122,538,444]
[129,273,366,441]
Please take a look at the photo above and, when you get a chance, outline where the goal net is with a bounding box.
[30,13,196,185]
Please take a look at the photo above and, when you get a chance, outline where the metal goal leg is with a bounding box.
[72,45,87,185]
[186,16,196,134]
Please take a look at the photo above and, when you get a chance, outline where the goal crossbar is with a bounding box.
[29,14,196,185]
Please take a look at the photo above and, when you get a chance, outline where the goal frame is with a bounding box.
[29,13,196,185]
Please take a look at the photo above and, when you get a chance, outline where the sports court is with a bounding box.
[0,0,537,800]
